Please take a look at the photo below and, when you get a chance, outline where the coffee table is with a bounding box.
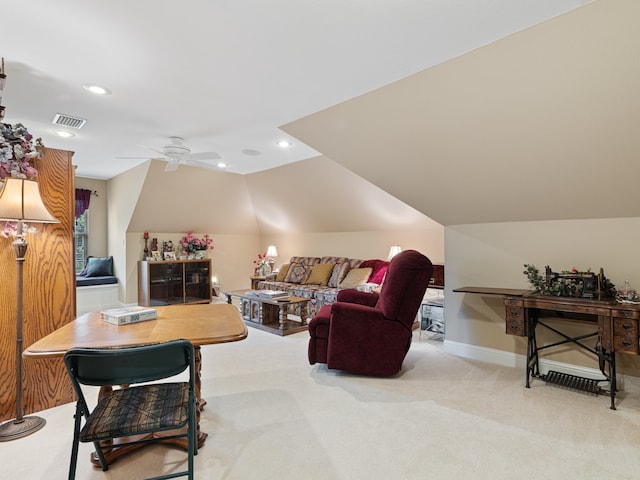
[223,289,310,336]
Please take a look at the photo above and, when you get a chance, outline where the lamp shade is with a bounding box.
[266,245,278,257]
[0,178,58,223]
[387,245,402,261]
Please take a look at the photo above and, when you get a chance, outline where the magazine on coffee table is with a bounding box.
[246,289,290,300]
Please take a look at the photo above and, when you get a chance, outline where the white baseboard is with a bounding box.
[443,339,607,380]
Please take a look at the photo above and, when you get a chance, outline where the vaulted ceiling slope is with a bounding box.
[244,156,441,234]
[125,158,441,236]
[282,0,639,226]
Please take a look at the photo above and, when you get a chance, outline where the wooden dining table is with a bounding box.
[24,303,248,466]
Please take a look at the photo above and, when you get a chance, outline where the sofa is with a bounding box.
[258,256,391,317]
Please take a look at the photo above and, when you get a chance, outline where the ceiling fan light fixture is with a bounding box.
[163,136,191,157]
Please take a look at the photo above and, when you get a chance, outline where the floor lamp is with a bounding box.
[0,178,58,441]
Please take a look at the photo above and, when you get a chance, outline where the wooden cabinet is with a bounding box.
[504,297,528,336]
[0,148,76,421]
[139,259,212,306]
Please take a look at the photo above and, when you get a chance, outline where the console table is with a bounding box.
[454,287,640,409]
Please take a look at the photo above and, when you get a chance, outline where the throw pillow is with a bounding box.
[338,267,373,289]
[83,256,114,277]
[304,263,335,286]
[360,259,389,285]
[328,263,350,288]
[275,264,290,282]
[284,262,309,284]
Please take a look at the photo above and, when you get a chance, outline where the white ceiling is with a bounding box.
[2,0,587,179]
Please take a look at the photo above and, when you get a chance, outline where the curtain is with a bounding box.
[75,188,92,219]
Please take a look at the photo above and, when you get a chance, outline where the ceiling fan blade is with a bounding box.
[137,144,166,157]
[115,156,152,159]
[185,151,221,161]
[164,160,180,172]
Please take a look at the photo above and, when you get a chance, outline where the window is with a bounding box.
[74,210,88,273]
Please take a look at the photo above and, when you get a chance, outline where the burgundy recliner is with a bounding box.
[308,249,434,376]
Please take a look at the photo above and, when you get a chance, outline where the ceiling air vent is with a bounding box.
[52,113,87,129]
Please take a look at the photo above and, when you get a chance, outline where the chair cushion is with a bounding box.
[81,256,114,277]
[360,259,389,284]
[338,268,372,289]
[328,263,350,288]
[80,382,189,441]
[304,263,335,286]
[275,264,290,282]
[284,262,309,284]
[76,275,117,287]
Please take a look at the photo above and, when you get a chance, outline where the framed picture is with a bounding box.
[164,251,176,261]
[151,250,162,261]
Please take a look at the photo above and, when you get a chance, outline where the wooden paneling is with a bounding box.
[0,148,75,421]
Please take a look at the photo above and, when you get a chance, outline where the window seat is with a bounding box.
[76,275,118,287]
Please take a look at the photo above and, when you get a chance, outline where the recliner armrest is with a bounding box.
[329,302,387,340]
[336,289,379,307]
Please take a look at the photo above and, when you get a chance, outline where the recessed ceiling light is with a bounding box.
[82,84,111,95]
[276,140,292,148]
[53,130,75,138]
[217,162,227,169]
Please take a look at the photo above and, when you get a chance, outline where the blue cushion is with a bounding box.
[76,275,117,287]
[82,256,113,277]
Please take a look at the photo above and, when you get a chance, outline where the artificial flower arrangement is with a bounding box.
[0,122,40,181]
[1,123,42,237]
[253,252,274,274]
[179,232,214,253]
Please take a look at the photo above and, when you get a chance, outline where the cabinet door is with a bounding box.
[148,262,184,305]
[185,260,211,304]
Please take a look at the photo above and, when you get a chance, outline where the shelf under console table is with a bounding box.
[454,286,640,409]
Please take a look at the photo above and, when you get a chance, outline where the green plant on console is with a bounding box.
[523,264,549,295]
[523,263,617,299]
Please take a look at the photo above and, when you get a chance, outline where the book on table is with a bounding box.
[246,289,290,300]
[101,306,158,325]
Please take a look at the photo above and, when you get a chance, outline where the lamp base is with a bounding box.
[0,415,46,442]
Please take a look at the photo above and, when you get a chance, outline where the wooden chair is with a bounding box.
[63,339,197,480]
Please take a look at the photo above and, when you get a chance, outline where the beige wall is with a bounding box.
[75,177,108,258]
[107,161,150,303]
[445,218,640,377]
[112,157,444,304]
[127,231,261,300]
[261,230,443,272]
[245,156,439,235]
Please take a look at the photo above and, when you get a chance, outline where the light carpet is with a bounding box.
[4,328,640,479]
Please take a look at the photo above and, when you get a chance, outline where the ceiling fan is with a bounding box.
[121,136,222,172]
